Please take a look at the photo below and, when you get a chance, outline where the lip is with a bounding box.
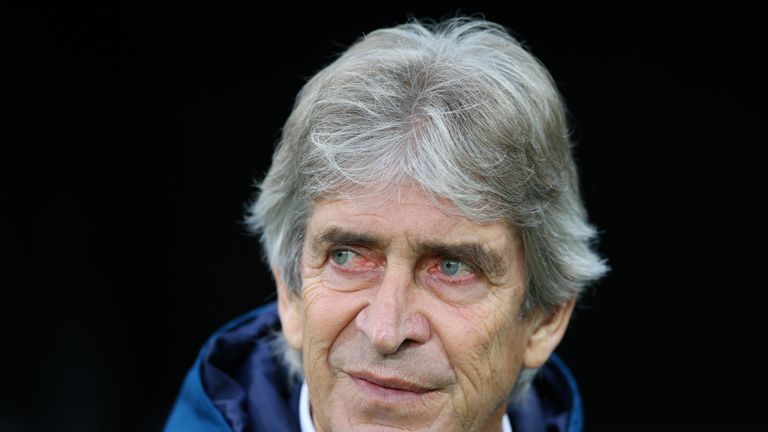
[347,371,438,403]
[350,371,435,392]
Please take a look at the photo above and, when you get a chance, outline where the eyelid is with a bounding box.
[330,246,362,257]
[331,246,356,253]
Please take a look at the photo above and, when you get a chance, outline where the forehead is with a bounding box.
[306,187,520,255]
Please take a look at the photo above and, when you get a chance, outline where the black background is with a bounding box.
[4,3,766,431]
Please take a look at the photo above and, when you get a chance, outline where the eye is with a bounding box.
[331,249,356,265]
[438,258,473,277]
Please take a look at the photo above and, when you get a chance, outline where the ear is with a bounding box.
[273,268,304,351]
[522,299,576,369]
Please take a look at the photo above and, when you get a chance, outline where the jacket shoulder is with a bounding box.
[163,303,278,432]
[507,353,584,432]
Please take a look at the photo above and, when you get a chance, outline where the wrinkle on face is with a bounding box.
[289,187,536,431]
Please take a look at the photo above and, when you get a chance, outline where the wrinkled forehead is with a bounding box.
[308,180,512,226]
[306,183,522,249]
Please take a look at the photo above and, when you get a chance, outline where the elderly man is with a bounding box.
[165,17,607,432]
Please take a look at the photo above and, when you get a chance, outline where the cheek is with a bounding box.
[300,279,370,430]
[300,278,364,363]
[435,304,527,411]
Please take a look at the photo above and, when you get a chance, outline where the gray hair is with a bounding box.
[246,17,608,400]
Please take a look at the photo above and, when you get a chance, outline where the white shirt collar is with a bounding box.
[299,380,316,432]
[299,381,512,432]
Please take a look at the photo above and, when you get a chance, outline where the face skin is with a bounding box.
[275,186,575,432]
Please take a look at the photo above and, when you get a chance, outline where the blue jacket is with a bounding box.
[165,302,584,432]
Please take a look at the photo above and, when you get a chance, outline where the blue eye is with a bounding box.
[331,249,354,265]
[439,259,467,276]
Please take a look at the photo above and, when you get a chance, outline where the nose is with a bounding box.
[355,265,431,354]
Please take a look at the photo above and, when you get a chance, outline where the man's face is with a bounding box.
[277,187,571,432]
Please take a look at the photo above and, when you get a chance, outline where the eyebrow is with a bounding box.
[310,226,509,280]
[310,227,389,254]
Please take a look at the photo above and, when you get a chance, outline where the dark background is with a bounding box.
[4,3,765,431]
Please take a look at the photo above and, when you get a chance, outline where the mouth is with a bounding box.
[347,371,438,403]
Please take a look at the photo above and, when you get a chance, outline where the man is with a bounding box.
[165,17,607,432]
